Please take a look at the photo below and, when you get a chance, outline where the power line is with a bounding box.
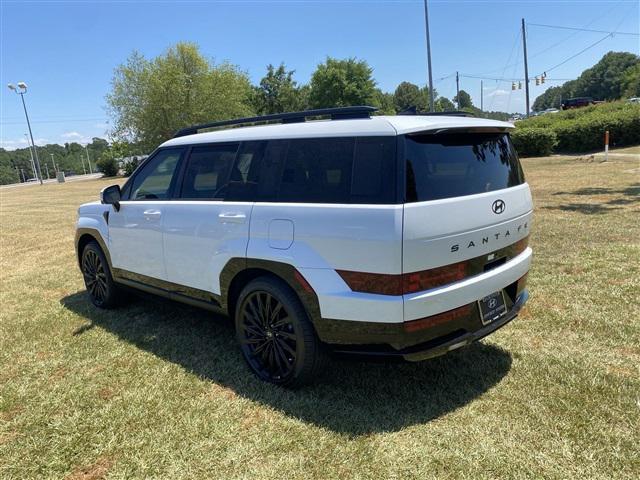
[527,22,639,36]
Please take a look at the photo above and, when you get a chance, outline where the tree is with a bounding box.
[393,82,426,112]
[533,51,639,110]
[106,42,253,151]
[621,63,640,98]
[453,90,473,109]
[308,57,377,108]
[434,96,455,112]
[370,89,394,114]
[253,63,304,114]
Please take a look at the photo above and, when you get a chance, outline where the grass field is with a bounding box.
[1,153,639,479]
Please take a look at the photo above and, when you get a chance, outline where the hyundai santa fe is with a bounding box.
[75,106,532,386]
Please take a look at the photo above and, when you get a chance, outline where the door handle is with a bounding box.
[218,212,246,223]
[143,209,162,221]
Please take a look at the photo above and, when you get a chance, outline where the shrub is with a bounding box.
[123,157,140,177]
[511,128,557,157]
[515,101,640,153]
[96,157,119,177]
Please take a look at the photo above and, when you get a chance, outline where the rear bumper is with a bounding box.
[315,287,529,362]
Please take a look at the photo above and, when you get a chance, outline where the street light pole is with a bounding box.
[423,0,435,112]
[50,153,57,173]
[24,133,37,179]
[8,83,43,184]
[84,145,93,174]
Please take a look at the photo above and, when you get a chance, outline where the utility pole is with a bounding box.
[21,168,25,182]
[15,166,20,183]
[84,145,93,174]
[423,0,435,112]
[522,18,531,117]
[80,154,87,175]
[44,163,50,179]
[50,153,57,173]
[481,80,484,112]
[456,72,460,109]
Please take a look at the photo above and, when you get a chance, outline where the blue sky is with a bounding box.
[1,0,638,150]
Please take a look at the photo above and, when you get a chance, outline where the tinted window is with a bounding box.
[278,138,354,203]
[272,137,396,204]
[352,137,396,203]
[180,144,239,199]
[130,149,182,200]
[225,141,266,201]
[405,132,524,202]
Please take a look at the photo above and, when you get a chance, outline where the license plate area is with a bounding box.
[478,290,507,325]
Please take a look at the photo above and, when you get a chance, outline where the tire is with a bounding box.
[235,276,326,387]
[81,241,121,309]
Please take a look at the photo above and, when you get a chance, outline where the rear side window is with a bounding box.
[278,138,354,203]
[180,143,239,199]
[268,136,396,204]
[404,132,524,202]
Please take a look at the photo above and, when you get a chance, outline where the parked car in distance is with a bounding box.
[560,97,600,110]
[75,106,533,386]
[626,97,640,104]
[542,108,560,115]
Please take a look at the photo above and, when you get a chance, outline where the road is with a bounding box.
[0,173,103,190]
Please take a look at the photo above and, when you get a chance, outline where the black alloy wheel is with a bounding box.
[235,277,325,387]
[82,241,119,308]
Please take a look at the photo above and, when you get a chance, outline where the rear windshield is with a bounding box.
[404,132,524,202]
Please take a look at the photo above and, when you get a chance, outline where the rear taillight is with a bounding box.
[337,261,469,296]
[337,236,530,296]
[335,270,403,296]
[402,262,467,293]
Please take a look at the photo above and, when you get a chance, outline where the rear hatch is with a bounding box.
[402,129,532,285]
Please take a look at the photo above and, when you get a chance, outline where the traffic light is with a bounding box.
[512,82,517,91]
[541,73,546,84]
[518,81,522,90]
[535,77,540,86]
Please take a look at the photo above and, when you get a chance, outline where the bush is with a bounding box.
[515,101,640,153]
[123,157,140,177]
[511,128,557,157]
[96,157,119,177]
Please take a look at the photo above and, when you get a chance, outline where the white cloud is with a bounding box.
[61,131,83,139]
[487,89,509,97]
[0,137,48,150]
[60,131,90,144]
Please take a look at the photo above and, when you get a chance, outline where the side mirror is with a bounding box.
[100,184,121,211]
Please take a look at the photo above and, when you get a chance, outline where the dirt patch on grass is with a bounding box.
[65,456,114,480]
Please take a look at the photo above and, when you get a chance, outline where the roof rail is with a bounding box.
[397,106,474,118]
[173,105,378,138]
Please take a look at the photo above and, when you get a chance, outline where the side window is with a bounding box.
[180,144,239,200]
[225,141,267,201]
[130,149,183,201]
[278,138,354,203]
[351,137,396,204]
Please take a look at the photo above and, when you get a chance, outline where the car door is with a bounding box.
[162,141,264,296]
[108,147,185,281]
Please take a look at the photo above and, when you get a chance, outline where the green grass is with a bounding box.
[1,154,639,479]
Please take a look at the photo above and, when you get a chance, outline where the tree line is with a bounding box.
[533,51,639,111]
[105,42,510,152]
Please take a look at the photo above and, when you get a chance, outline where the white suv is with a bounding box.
[75,106,532,386]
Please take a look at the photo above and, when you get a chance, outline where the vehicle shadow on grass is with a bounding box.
[544,183,640,214]
[61,291,512,436]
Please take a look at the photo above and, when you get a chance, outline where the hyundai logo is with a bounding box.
[492,199,506,214]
